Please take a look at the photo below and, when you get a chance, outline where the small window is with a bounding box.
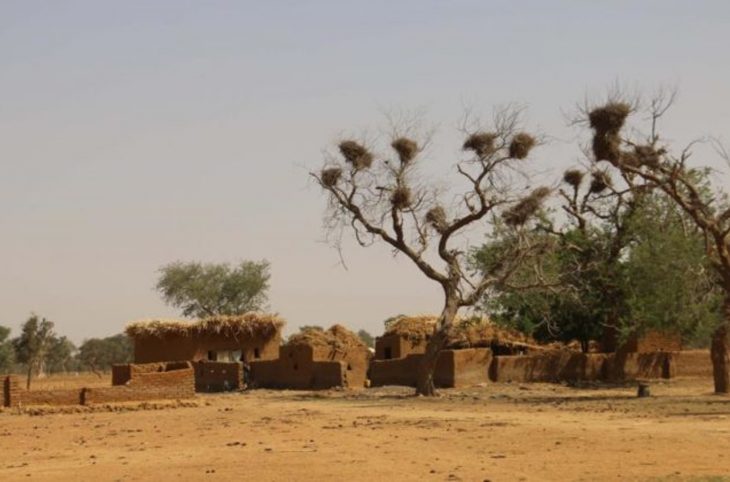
[384,347,392,360]
[254,348,261,359]
[207,351,217,361]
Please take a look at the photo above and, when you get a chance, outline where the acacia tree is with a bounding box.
[13,314,55,389]
[584,94,730,393]
[156,260,271,318]
[312,109,550,395]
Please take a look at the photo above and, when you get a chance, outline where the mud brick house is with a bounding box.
[371,316,536,388]
[251,324,371,389]
[125,313,284,364]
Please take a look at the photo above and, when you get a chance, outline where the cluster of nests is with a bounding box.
[589,102,665,169]
[321,131,544,224]
[384,315,537,350]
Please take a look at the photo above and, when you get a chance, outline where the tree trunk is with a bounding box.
[711,298,730,394]
[26,363,32,390]
[416,298,459,396]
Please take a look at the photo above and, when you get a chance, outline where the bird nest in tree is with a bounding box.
[287,324,366,354]
[509,133,536,159]
[125,313,285,339]
[338,140,373,170]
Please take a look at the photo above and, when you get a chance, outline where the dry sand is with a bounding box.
[1,377,730,481]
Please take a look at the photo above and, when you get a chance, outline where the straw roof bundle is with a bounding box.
[287,324,366,355]
[384,314,542,350]
[125,313,285,339]
[444,317,536,349]
[383,315,438,343]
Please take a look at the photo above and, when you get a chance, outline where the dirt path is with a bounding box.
[1,379,729,481]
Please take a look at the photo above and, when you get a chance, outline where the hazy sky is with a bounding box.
[2,1,729,343]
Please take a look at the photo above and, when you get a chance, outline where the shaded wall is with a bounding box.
[369,348,492,388]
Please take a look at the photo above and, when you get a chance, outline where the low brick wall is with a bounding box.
[3,364,195,407]
[192,361,242,392]
[369,348,492,388]
[85,367,195,404]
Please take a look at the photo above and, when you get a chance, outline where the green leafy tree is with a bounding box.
[0,325,15,374]
[77,334,133,376]
[12,314,55,389]
[45,336,77,374]
[156,260,271,318]
[357,329,374,348]
[585,93,730,392]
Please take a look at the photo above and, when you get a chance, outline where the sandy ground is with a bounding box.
[1,377,730,482]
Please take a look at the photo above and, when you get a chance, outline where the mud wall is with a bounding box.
[250,344,368,390]
[192,361,242,392]
[374,334,427,360]
[369,348,491,388]
[673,350,712,377]
[133,332,281,364]
[3,364,195,408]
[490,352,609,383]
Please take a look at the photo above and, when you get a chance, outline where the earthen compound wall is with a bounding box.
[2,363,195,408]
[369,348,492,388]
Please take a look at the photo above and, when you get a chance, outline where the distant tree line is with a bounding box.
[0,314,132,388]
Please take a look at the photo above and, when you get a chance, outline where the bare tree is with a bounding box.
[584,92,730,393]
[311,108,550,395]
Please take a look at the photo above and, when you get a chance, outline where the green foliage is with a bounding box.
[476,190,720,350]
[0,325,15,374]
[45,336,77,374]
[156,260,271,318]
[77,334,133,373]
[357,329,374,348]
[622,196,722,346]
[12,314,55,388]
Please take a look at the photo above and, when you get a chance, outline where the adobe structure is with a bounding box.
[251,324,371,390]
[370,316,536,388]
[600,327,683,353]
[125,313,284,364]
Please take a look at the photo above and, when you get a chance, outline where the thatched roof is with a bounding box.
[383,314,541,350]
[287,324,366,354]
[444,318,537,350]
[383,315,438,343]
[125,313,285,339]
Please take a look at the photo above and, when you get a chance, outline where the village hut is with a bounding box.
[250,324,371,389]
[125,313,284,364]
